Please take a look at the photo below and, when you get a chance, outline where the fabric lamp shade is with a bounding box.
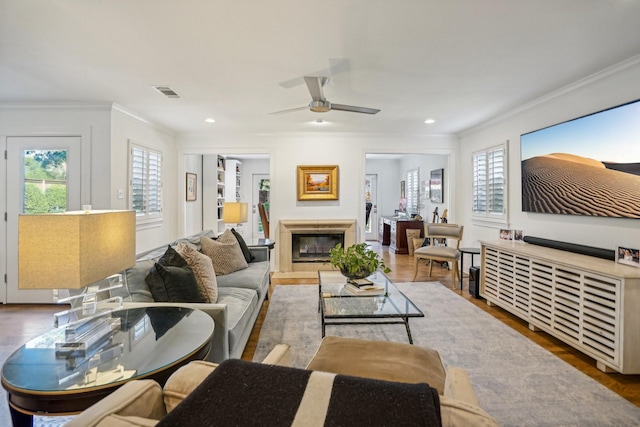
[18,210,136,290]
[223,202,248,224]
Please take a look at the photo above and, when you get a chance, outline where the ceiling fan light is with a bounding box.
[309,100,331,113]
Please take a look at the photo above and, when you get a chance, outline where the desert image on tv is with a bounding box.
[521,153,640,218]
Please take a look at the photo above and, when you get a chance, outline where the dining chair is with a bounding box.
[412,223,464,287]
[258,203,270,239]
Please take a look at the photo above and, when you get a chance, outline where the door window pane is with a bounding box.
[23,150,68,214]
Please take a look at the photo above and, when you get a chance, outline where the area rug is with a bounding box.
[253,282,640,426]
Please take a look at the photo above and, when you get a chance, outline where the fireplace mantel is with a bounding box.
[279,219,357,272]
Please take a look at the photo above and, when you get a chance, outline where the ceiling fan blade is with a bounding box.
[304,76,327,101]
[331,103,380,114]
[268,105,309,115]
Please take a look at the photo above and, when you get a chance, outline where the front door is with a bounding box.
[5,136,81,303]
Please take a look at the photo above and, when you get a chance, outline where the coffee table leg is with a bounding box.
[404,318,414,344]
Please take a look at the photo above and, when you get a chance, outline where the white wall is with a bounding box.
[458,57,640,251]
[183,154,203,236]
[365,159,402,217]
[179,133,457,271]
[0,103,113,208]
[110,107,179,254]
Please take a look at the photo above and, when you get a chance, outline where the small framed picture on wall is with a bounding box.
[186,173,197,201]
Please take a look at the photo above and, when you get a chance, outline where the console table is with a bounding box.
[480,240,640,374]
[378,217,423,254]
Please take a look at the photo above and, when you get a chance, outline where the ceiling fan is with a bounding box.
[270,76,380,115]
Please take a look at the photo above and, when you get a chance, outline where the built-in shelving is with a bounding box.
[481,240,640,374]
[217,156,226,233]
[224,159,242,202]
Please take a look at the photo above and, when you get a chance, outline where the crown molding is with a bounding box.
[460,54,640,137]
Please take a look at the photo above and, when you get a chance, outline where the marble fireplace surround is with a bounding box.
[279,219,357,272]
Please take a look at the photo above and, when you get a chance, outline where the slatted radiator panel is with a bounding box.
[482,247,530,318]
[481,245,620,368]
[581,273,619,365]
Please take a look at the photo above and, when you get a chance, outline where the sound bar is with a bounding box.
[522,236,615,261]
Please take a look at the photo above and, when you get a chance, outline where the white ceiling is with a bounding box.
[2,1,640,137]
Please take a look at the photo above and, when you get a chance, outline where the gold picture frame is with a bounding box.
[297,165,339,200]
[186,172,197,201]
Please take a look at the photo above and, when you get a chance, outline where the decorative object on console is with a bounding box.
[616,245,640,268]
[18,210,136,325]
[296,165,339,200]
[329,242,391,280]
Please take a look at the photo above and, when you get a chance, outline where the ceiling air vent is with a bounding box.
[152,85,181,98]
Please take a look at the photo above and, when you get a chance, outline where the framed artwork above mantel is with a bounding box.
[297,165,339,200]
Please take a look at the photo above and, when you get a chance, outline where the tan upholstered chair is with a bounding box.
[413,223,464,287]
[67,338,498,427]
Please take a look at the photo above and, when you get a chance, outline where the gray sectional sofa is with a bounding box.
[105,229,270,363]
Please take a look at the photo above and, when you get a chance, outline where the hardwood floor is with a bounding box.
[242,241,640,408]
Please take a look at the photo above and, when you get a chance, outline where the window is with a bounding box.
[406,168,419,215]
[472,143,507,223]
[129,142,162,223]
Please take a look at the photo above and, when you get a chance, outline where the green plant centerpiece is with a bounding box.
[329,242,391,280]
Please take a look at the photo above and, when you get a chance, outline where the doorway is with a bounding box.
[4,136,81,303]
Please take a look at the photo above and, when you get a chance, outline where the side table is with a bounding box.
[459,247,481,291]
[1,307,214,427]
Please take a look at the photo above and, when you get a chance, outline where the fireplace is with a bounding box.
[291,233,344,264]
[279,219,357,272]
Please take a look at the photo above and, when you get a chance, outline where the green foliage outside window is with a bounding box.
[23,150,68,214]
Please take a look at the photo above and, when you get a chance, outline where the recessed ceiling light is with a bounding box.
[205,118,216,123]
[424,118,436,124]
[310,119,328,125]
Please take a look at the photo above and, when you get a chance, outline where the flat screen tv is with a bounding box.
[520,98,640,219]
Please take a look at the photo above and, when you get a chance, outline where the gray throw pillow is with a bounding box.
[145,263,206,303]
[231,228,255,263]
[200,230,248,275]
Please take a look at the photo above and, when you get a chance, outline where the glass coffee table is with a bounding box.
[1,306,214,427]
[318,270,424,344]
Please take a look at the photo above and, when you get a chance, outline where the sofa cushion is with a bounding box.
[145,263,206,303]
[215,261,269,294]
[231,228,255,263]
[175,242,218,303]
[216,287,259,352]
[110,260,155,303]
[200,232,248,276]
[173,229,217,251]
